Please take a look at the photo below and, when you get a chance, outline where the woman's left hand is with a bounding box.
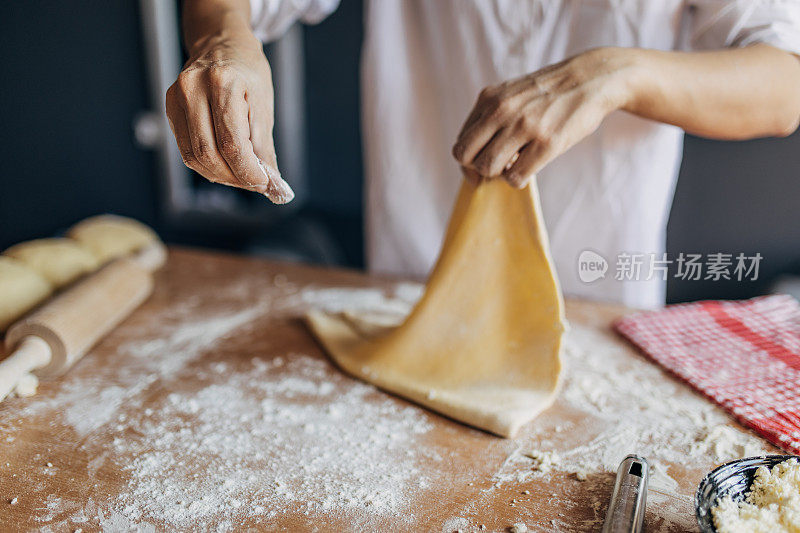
[453,47,637,187]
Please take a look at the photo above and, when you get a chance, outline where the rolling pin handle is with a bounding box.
[0,336,52,402]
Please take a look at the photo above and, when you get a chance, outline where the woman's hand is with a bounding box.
[453,48,636,188]
[166,30,294,203]
[454,44,800,188]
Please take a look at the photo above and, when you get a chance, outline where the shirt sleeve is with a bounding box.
[249,0,341,42]
[687,0,800,55]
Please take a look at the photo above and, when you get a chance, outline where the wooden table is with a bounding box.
[0,248,775,532]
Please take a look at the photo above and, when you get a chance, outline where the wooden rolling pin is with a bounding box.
[0,258,153,401]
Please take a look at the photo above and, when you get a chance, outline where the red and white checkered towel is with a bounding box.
[614,294,800,454]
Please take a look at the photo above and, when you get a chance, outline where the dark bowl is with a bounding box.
[694,454,800,532]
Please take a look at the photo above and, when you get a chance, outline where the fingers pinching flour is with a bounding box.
[258,158,295,204]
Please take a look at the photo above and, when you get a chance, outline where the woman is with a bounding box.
[166,0,800,308]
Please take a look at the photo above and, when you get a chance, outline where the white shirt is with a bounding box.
[251,0,800,308]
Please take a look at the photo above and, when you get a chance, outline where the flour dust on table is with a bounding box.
[113,356,436,528]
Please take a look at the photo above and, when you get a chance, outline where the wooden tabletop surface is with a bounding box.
[0,248,775,532]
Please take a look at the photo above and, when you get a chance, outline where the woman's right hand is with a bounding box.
[165,30,294,203]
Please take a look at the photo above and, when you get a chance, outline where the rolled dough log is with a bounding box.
[0,257,52,331]
[67,214,160,263]
[306,179,566,437]
[3,238,100,288]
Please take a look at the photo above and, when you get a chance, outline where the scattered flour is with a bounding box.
[111,355,435,528]
[291,286,415,316]
[693,425,766,462]
[124,306,267,378]
[713,458,800,533]
[523,450,561,473]
[441,516,470,533]
[487,323,768,485]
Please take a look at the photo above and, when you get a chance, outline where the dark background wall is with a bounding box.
[302,0,364,265]
[667,134,800,302]
[0,1,157,241]
[1,1,798,303]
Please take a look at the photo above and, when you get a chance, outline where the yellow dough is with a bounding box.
[3,238,100,288]
[306,179,566,437]
[67,214,160,263]
[0,257,53,331]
